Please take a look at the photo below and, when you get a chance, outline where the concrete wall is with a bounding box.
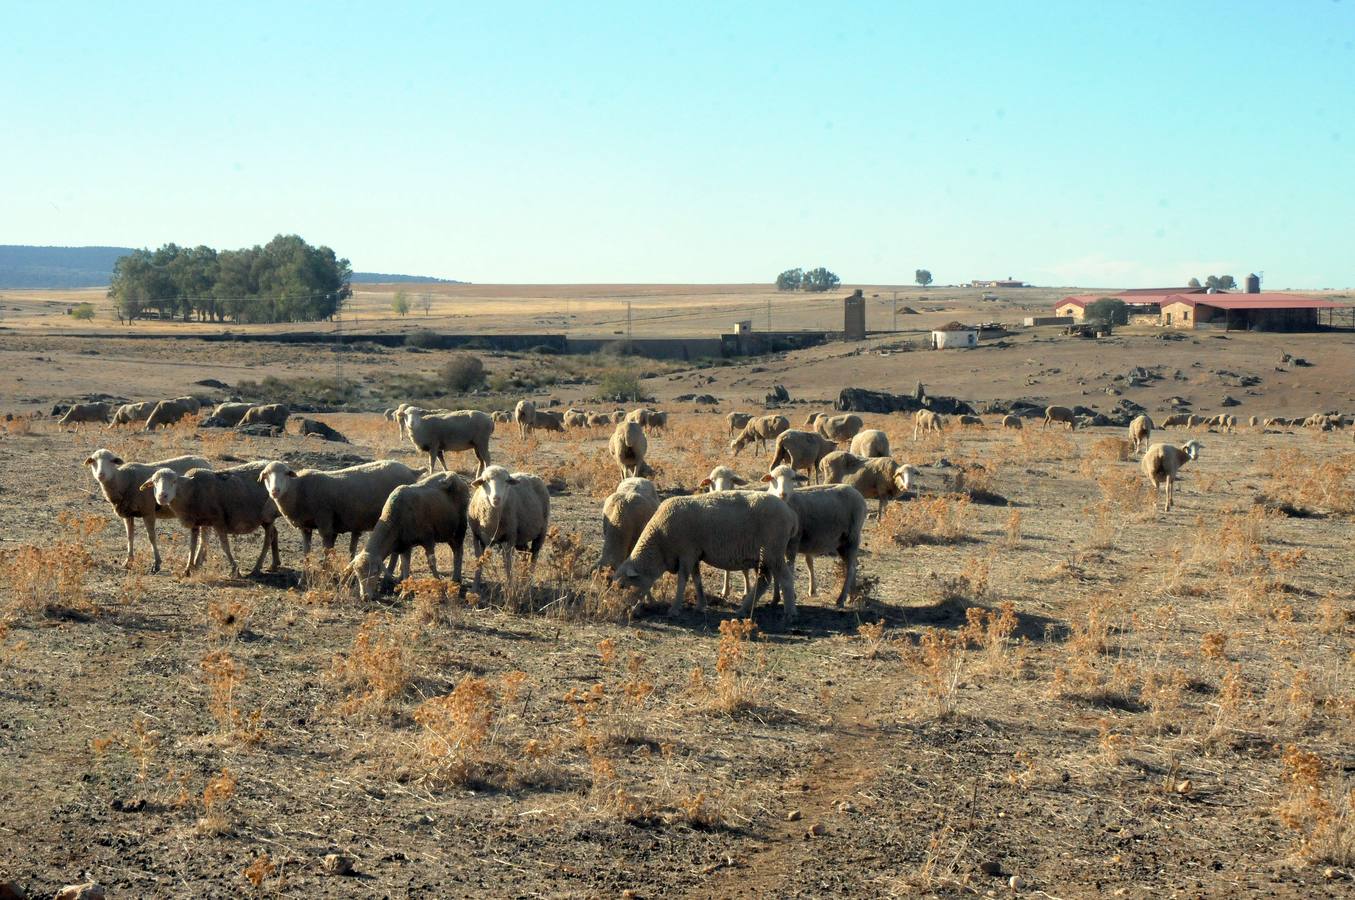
[931,330,978,349]
[1024,316,1076,326]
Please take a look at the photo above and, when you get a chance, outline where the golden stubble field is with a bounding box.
[0,403,1352,897]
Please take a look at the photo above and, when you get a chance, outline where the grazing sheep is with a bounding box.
[58,402,111,427]
[1248,416,1258,428]
[815,413,864,444]
[729,414,790,456]
[533,409,566,432]
[1186,414,1206,428]
[238,403,290,429]
[84,449,211,572]
[912,409,944,440]
[626,407,656,426]
[726,412,753,435]
[837,457,919,516]
[849,429,890,458]
[609,420,649,478]
[612,491,799,622]
[587,412,612,428]
[771,429,836,483]
[1141,440,1203,512]
[609,410,627,424]
[491,410,512,424]
[762,465,866,606]
[513,400,536,438]
[259,459,421,557]
[468,465,551,597]
[210,402,253,427]
[803,412,825,428]
[406,408,495,475]
[563,408,589,429]
[1043,406,1076,430]
[1128,414,1154,453]
[818,450,866,485]
[144,398,197,430]
[598,477,661,572]
[1161,413,1191,428]
[109,401,156,427]
[348,471,471,600]
[141,462,281,577]
[1001,414,1023,430]
[699,465,755,598]
[957,414,984,427]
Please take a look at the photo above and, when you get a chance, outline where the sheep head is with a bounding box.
[1182,440,1203,461]
[471,465,518,510]
[761,464,806,500]
[85,448,124,483]
[259,461,298,502]
[140,468,181,505]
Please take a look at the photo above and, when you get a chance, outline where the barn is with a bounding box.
[1055,287,1204,322]
[931,322,978,349]
[1158,293,1344,332]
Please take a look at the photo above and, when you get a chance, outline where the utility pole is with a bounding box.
[892,291,898,331]
[626,301,633,350]
[766,296,772,332]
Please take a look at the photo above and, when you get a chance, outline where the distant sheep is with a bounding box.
[109,401,156,427]
[58,402,111,427]
[1001,414,1023,430]
[84,449,211,572]
[238,403,290,429]
[762,464,867,607]
[912,409,944,440]
[729,414,790,456]
[1043,406,1076,430]
[405,408,494,475]
[349,472,471,601]
[145,398,198,430]
[468,466,551,596]
[1128,414,1154,453]
[513,400,536,438]
[598,477,661,572]
[259,459,421,557]
[211,402,253,427]
[563,408,589,429]
[1161,413,1191,428]
[849,428,890,458]
[770,429,836,483]
[1141,440,1203,512]
[141,462,280,577]
[609,420,649,478]
[818,450,865,485]
[835,457,918,516]
[957,414,984,427]
[815,413,863,444]
[587,412,612,428]
[726,412,753,435]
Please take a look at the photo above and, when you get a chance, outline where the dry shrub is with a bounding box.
[1017,427,1079,461]
[1205,664,1253,748]
[0,512,105,615]
[206,595,251,641]
[901,629,967,718]
[242,852,277,889]
[857,619,887,659]
[1086,436,1132,464]
[197,767,237,835]
[200,650,265,745]
[296,550,350,606]
[876,495,972,549]
[2,416,33,436]
[1259,449,1355,515]
[1278,745,1355,866]
[330,613,413,714]
[962,601,1017,672]
[689,618,762,715]
[400,576,460,627]
[411,671,528,787]
[1003,508,1022,547]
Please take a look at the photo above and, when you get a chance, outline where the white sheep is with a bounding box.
[725,412,753,435]
[210,401,254,427]
[238,403,290,429]
[514,399,537,438]
[699,465,755,598]
[468,465,551,597]
[598,477,660,572]
[769,429,836,483]
[912,409,944,440]
[609,420,649,478]
[563,408,589,428]
[815,413,864,444]
[1128,414,1154,453]
[612,491,799,622]
[141,462,281,577]
[349,471,471,600]
[58,402,111,428]
[1000,414,1023,430]
[957,414,984,427]
[729,414,790,456]
[109,401,156,427]
[1043,406,1076,430]
[84,449,210,572]
[849,429,890,458]
[1141,440,1203,512]
[405,408,495,475]
[761,464,867,607]
[259,459,421,557]
[835,457,919,516]
[818,450,865,485]
[145,398,198,430]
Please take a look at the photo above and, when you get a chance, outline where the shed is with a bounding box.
[1159,293,1344,332]
[931,322,978,349]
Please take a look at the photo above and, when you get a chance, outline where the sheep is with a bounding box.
[210,402,253,427]
[726,412,753,435]
[770,429,836,483]
[609,420,649,478]
[849,429,890,458]
[259,459,421,557]
[834,457,919,516]
[729,414,790,456]
[761,464,866,606]
[647,410,668,433]
[611,490,799,622]
[491,410,512,425]
[1141,440,1203,512]
[803,412,825,428]
[513,400,536,438]
[563,408,589,429]
[144,398,197,430]
[1001,414,1023,430]
[58,402,111,427]
[531,409,566,432]
[1248,416,1259,428]
[814,413,863,444]
[405,408,494,475]
[1128,414,1154,453]
[238,403,290,429]
[1043,406,1076,430]
[818,450,866,485]
[348,471,471,601]
[610,410,627,424]
[957,414,984,427]
[587,412,612,428]
[598,477,660,572]
[1186,414,1206,428]
[626,408,657,426]
[468,465,551,597]
[109,401,156,427]
[141,462,281,577]
[1161,413,1191,428]
[912,409,944,440]
[699,465,756,598]
[84,449,211,572]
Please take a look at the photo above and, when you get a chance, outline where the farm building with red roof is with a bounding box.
[1055,288,1345,331]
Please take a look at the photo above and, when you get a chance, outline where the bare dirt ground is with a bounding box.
[0,297,1353,897]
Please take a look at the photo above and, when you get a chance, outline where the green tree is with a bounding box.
[392,291,411,316]
[915,269,933,288]
[1085,297,1129,326]
[802,267,841,293]
[69,302,96,321]
[1204,274,1236,291]
[1187,277,1201,288]
[775,268,803,291]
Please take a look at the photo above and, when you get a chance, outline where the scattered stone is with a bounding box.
[295,418,349,443]
[979,859,1003,877]
[237,423,283,438]
[198,415,232,428]
[693,394,718,405]
[765,384,791,405]
[53,885,104,900]
[109,797,146,812]
[322,854,355,876]
[806,822,825,837]
[1175,779,1192,795]
[1220,396,1240,407]
[836,801,855,813]
[786,809,802,821]
[193,378,230,390]
[836,387,974,416]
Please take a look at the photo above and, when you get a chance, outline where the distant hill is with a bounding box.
[0,246,460,289]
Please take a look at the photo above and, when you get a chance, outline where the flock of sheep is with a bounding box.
[72,390,1347,623]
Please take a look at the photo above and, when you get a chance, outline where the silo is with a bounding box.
[1245,273,1261,294]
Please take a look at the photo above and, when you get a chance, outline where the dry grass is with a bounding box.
[876,494,972,548]
[330,613,413,715]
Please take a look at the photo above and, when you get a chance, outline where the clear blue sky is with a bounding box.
[3,1,1352,288]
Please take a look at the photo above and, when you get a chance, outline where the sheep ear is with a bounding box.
[760,474,774,483]
[699,478,713,488]
[732,475,749,485]
[506,477,519,485]
[83,456,94,466]
[471,478,484,488]
[138,479,154,492]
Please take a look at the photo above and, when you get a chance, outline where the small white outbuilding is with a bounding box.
[930,322,978,349]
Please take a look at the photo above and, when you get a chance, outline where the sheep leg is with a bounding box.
[835,549,857,608]
[349,532,360,558]
[300,529,313,556]
[1165,475,1174,511]
[398,551,412,582]
[120,516,136,569]
[422,543,441,579]
[776,561,798,625]
[668,566,690,617]
[320,530,337,552]
[450,539,464,587]
[268,525,281,571]
[737,569,771,618]
[501,546,514,596]
[191,527,208,567]
[144,516,162,574]
[692,566,709,613]
[216,527,242,578]
[472,537,487,597]
[805,554,817,596]
[183,528,199,576]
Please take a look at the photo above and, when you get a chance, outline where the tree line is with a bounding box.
[1188,275,1236,290]
[108,235,351,324]
[775,267,841,292]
